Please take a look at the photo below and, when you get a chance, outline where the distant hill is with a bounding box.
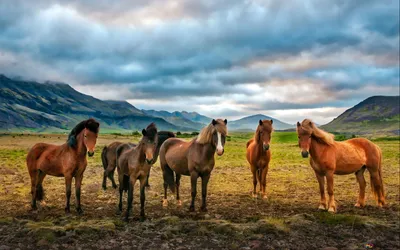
[142,110,206,130]
[180,111,213,125]
[0,75,194,132]
[229,114,295,131]
[321,96,399,135]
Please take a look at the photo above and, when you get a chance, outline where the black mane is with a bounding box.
[144,123,158,141]
[67,118,100,147]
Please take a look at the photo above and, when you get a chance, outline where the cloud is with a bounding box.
[0,0,398,125]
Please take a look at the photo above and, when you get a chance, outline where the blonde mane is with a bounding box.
[300,119,334,145]
[196,119,228,144]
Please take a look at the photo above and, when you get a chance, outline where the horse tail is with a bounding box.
[36,183,44,201]
[101,146,108,170]
[370,145,385,205]
[163,164,176,193]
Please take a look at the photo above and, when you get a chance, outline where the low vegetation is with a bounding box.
[0,132,398,249]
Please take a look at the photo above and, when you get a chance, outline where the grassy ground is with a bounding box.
[0,132,398,249]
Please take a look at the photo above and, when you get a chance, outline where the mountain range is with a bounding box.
[321,96,399,135]
[0,74,398,135]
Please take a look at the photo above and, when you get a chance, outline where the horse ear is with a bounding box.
[270,119,273,124]
[224,119,227,125]
[297,121,300,127]
[142,129,147,136]
[259,120,263,126]
[212,119,217,126]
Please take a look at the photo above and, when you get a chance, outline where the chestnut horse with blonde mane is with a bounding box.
[26,118,100,214]
[296,119,385,213]
[160,119,227,212]
[246,119,273,199]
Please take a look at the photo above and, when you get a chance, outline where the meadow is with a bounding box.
[0,132,399,249]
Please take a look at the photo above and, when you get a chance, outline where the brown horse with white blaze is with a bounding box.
[246,119,273,199]
[296,119,385,213]
[160,119,228,212]
[26,118,100,214]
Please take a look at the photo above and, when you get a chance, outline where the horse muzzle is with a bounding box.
[88,151,94,157]
[146,159,153,164]
[263,144,270,151]
[301,151,309,158]
[216,149,224,156]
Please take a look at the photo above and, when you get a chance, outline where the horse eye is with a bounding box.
[298,136,300,139]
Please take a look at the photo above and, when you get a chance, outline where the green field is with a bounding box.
[0,132,399,249]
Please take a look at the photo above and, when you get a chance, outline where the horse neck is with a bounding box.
[133,142,146,164]
[309,137,326,159]
[199,140,216,158]
[75,131,87,157]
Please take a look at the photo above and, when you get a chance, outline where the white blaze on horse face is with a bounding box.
[216,132,224,155]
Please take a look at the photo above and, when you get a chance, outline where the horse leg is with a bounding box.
[145,171,150,188]
[251,166,257,198]
[110,170,118,189]
[326,171,336,213]
[65,175,73,214]
[125,177,135,222]
[176,174,182,206]
[102,169,108,190]
[355,167,366,208]
[117,173,124,214]
[139,176,147,221]
[75,173,84,214]
[30,170,38,210]
[260,167,268,199]
[315,171,327,210]
[257,169,262,193]
[200,173,211,212]
[189,171,199,212]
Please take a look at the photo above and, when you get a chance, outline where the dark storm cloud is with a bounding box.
[0,0,398,121]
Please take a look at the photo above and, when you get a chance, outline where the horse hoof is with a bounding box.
[116,209,122,215]
[145,185,151,189]
[140,216,146,222]
[177,200,182,206]
[354,202,364,208]
[102,185,107,191]
[318,204,326,210]
[262,195,268,200]
[328,207,336,213]
[112,185,118,189]
[251,193,258,198]
[189,206,195,212]
[162,199,168,207]
[76,207,83,215]
[200,207,208,212]
[65,207,71,214]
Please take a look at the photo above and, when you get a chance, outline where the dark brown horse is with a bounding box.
[297,119,385,213]
[101,131,175,190]
[117,123,158,221]
[26,118,100,214]
[246,119,273,199]
[160,119,227,212]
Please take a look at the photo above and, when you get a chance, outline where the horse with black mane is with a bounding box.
[101,131,175,190]
[160,119,228,212]
[116,123,158,221]
[26,118,100,214]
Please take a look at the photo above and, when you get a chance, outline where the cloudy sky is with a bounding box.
[0,0,399,124]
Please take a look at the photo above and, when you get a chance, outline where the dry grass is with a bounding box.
[0,133,398,249]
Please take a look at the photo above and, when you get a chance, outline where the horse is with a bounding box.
[160,119,228,212]
[246,119,273,199]
[116,123,158,221]
[101,131,175,190]
[296,119,385,213]
[26,118,100,214]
